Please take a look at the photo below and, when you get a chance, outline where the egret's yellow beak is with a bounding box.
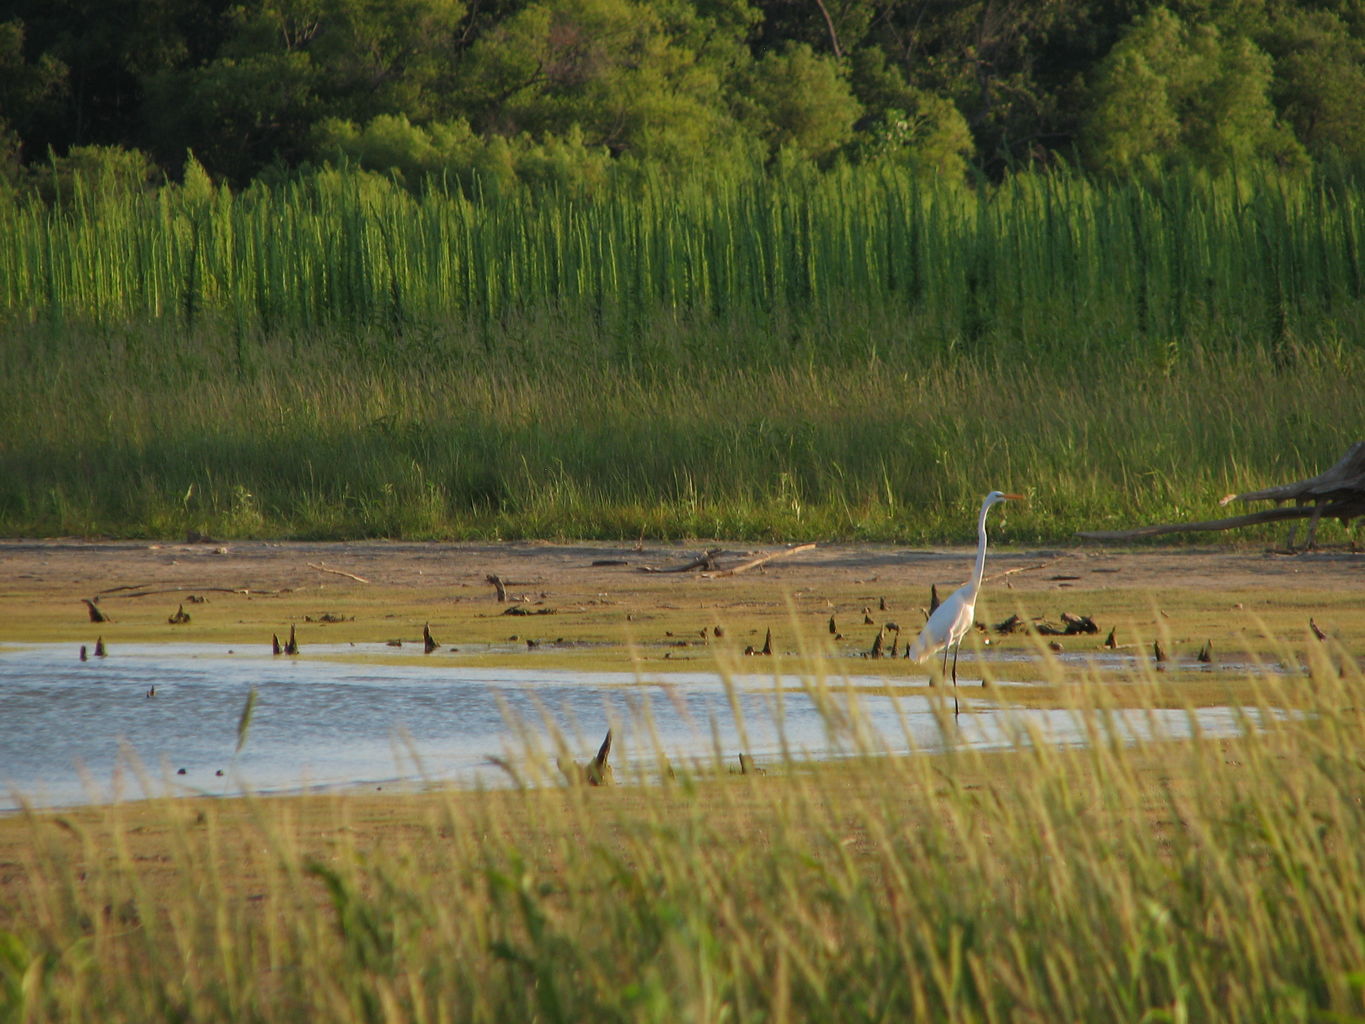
[1001,493,1026,501]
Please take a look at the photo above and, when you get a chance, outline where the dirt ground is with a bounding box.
[1,537,1362,657]
[1,535,1362,599]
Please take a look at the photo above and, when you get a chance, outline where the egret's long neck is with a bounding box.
[967,498,992,597]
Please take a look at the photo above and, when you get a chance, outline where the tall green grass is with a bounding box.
[3,165,1363,361]
[2,164,1363,541]
[4,640,1364,1022]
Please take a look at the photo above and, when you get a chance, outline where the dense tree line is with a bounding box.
[1,0,1362,194]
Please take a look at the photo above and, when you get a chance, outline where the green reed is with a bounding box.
[2,164,1362,362]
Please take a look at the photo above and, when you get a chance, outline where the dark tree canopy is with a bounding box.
[1,0,1362,190]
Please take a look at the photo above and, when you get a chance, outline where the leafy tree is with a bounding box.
[848,45,972,178]
[750,0,879,58]
[0,19,68,153]
[736,41,862,162]
[857,97,974,180]
[454,0,755,172]
[0,0,228,157]
[1080,6,1307,177]
[1,0,1361,188]
[143,0,466,182]
[855,0,1103,171]
[143,49,321,183]
[1260,3,1365,162]
[1079,37,1179,177]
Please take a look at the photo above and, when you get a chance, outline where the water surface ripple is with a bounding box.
[2,643,1268,810]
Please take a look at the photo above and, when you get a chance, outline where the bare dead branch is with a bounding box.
[94,585,270,599]
[308,562,370,583]
[703,542,817,577]
[637,549,723,573]
[982,561,1053,584]
[1078,502,1353,541]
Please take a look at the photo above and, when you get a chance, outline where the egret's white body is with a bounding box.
[908,491,1022,710]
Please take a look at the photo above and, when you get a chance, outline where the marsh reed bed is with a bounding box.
[3,642,1364,1022]
[4,166,1363,348]
[1,165,1363,540]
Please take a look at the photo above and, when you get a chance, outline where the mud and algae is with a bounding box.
[1,538,1360,701]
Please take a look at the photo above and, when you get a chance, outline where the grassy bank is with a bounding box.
[3,642,1364,1022]
[1,321,1362,542]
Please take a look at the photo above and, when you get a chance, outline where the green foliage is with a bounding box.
[856,93,974,181]
[0,18,67,144]
[455,0,752,173]
[312,114,615,195]
[143,49,321,184]
[1081,7,1308,177]
[1,161,1359,349]
[737,42,863,163]
[140,0,467,182]
[26,145,160,203]
[4,0,1365,185]
[1260,3,1365,163]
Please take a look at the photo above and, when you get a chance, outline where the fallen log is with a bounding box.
[95,584,270,598]
[638,549,723,573]
[703,543,816,577]
[1221,441,1365,506]
[1078,496,1364,542]
[1081,443,1365,547]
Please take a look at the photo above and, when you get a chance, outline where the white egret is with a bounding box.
[908,490,1024,714]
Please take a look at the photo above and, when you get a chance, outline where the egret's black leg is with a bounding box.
[950,643,960,716]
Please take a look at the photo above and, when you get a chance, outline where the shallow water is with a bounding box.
[1,642,1276,810]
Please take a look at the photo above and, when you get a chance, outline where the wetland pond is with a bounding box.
[2,641,1278,811]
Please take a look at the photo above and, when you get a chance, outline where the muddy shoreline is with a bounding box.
[3,537,1362,598]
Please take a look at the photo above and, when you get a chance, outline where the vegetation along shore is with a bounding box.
[3,0,1365,1019]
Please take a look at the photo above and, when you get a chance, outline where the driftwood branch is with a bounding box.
[1221,441,1365,506]
[638,548,723,574]
[308,562,370,583]
[1078,500,1358,541]
[93,585,268,599]
[704,543,817,577]
[983,561,1053,584]
[1081,443,1365,546]
[486,574,507,601]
